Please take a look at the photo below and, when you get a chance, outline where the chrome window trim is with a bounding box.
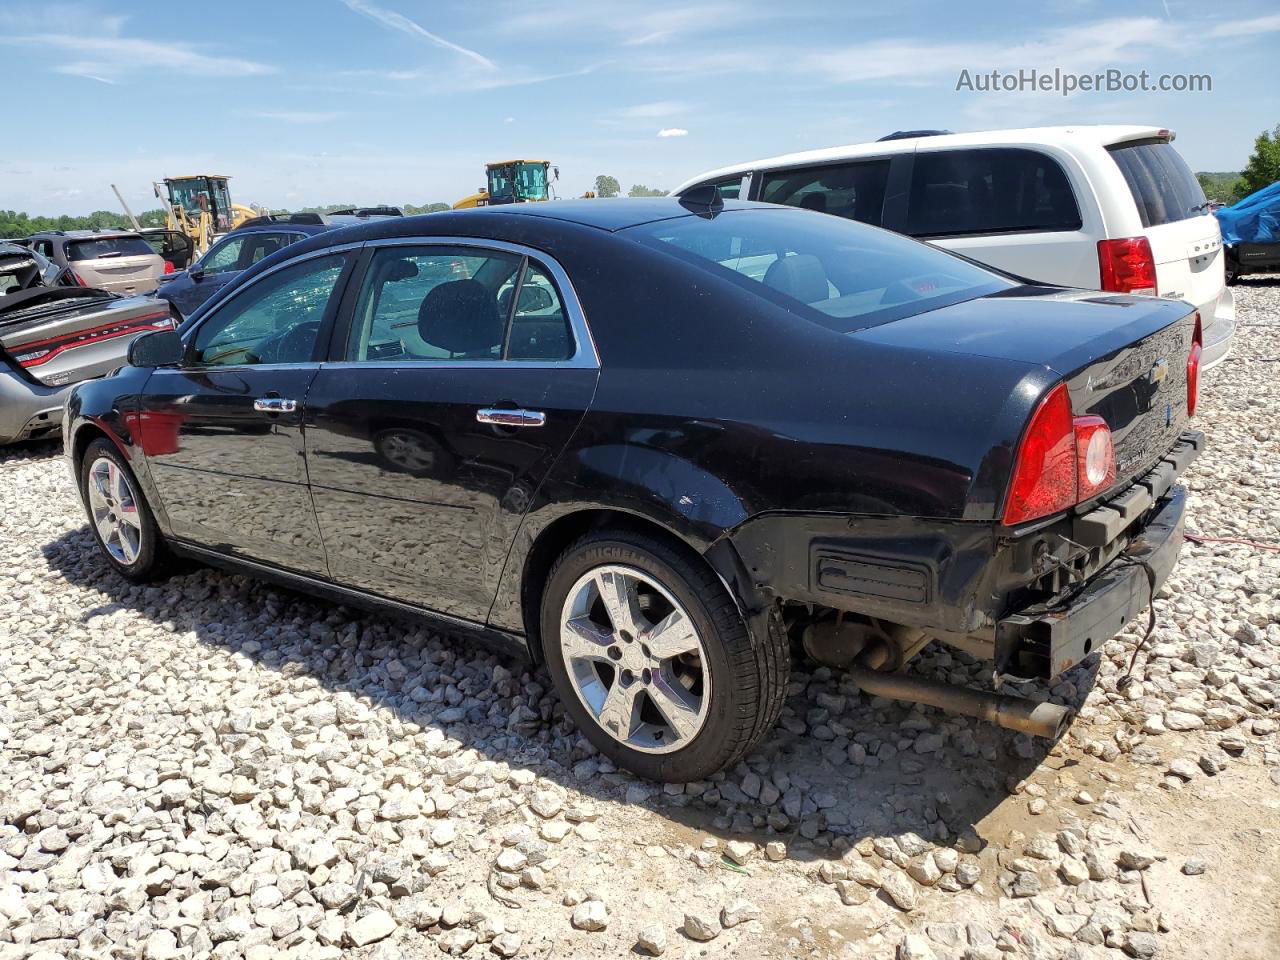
[179,242,364,345]
[345,235,600,370]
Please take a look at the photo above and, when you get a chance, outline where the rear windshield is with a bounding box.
[1108,140,1208,228]
[625,208,1011,333]
[67,236,154,261]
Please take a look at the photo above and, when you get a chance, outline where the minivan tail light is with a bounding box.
[1187,312,1202,417]
[163,260,175,274]
[1098,237,1157,295]
[1003,383,1117,525]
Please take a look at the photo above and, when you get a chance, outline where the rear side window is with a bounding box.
[760,159,890,227]
[1107,140,1207,228]
[345,247,572,363]
[905,148,1082,237]
[67,236,154,261]
[627,207,1011,333]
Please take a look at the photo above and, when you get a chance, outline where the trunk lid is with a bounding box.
[0,293,174,387]
[852,286,1196,489]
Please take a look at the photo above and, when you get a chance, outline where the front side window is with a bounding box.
[345,247,571,363]
[241,232,293,266]
[687,175,747,201]
[905,148,1082,237]
[199,236,247,276]
[627,208,1011,333]
[191,254,345,367]
[760,160,890,226]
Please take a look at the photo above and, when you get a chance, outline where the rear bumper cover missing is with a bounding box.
[997,482,1187,678]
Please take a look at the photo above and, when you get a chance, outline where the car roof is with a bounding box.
[673,124,1170,192]
[0,241,33,258]
[379,198,754,234]
[30,229,143,241]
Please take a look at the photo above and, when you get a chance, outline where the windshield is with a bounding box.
[1108,140,1208,227]
[625,208,1011,333]
[514,163,548,201]
[68,236,154,261]
[487,167,514,201]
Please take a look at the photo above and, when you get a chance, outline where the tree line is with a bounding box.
[1198,124,1279,204]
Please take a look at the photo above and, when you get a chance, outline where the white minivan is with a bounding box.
[675,126,1234,367]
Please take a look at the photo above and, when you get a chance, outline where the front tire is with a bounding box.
[539,529,789,782]
[79,438,167,582]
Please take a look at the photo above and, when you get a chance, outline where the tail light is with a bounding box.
[1187,312,1202,417]
[163,260,175,274]
[1098,237,1157,295]
[72,271,87,286]
[1002,383,1117,525]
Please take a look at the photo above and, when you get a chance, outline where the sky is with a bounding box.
[1,0,1277,216]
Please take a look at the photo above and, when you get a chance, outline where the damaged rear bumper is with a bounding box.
[996,480,1187,679]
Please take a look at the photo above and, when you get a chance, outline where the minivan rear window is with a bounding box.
[626,207,1011,333]
[1107,140,1208,228]
[67,236,154,261]
[905,148,1082,238]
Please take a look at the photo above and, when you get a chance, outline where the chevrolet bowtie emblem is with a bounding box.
[1148,359,1169,384]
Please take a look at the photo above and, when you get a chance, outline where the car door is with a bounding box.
[136,247,358,573]
[305,240,599,622]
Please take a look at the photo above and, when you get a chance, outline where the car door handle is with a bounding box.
[476,408,546,428]
[253,397,297,413]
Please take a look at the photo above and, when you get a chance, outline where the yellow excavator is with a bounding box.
[153,175,256,258]
[454,160,559,209]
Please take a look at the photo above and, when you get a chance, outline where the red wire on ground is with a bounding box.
[1185,533,1280,552]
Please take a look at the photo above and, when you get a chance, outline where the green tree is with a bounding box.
[1197,172,1247,206]
[1240,124,1280,196]
[627,184,668,197]
[594,175,620,198]
[0,208,169,239]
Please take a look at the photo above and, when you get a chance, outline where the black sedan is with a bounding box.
[64,197,1203,782]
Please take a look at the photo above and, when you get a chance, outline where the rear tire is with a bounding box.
[539,529,789,782]
[79,438,169,582]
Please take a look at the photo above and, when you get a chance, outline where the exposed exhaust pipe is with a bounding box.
[845,667,1073,740]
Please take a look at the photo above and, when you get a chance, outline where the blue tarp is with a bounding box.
[1215,181,1280,245]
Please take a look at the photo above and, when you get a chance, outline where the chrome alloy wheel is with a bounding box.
[86,456,143,565]
[558,565,710,754]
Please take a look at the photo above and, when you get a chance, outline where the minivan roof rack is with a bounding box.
[877,129,954,141]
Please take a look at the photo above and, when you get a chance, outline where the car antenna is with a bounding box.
[678,183,724,216]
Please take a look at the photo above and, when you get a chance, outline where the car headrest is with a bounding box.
[799,193,827,213]
[763,253,829,304]
[418,279,503,357]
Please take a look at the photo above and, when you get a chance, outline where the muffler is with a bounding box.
[845,667,1073,740]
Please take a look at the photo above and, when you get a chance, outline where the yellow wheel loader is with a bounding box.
[454,161,558,209]
[154,175,256,258]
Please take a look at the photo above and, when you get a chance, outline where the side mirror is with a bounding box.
[127,330,183,368]
[189,268,205,282]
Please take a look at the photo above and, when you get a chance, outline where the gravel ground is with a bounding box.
[2,280,1278,960]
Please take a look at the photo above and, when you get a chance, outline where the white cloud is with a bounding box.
[657,127,689,138]
[338,0,496,70]
[251,111,344,124]
[0,9,274,83]
[619,101,686,119]
[1209,13,1280,38]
